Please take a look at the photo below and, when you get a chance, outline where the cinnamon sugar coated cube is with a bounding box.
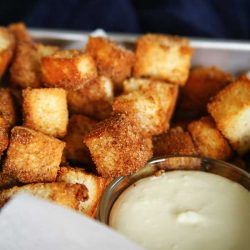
[23,88,68,138]
[86,36,135,92]
[64,115,97,164]
[133,34,192,85]
[0,27,15,78]
[208,79,250,155]
[0,117,9,158]
[57,166,109,217]
[0,182,88,211]
[3,126,65,183]
[84,114,153,177]
[67,76,114,120]
[153,126,197,157]
[42,50,97,90]
[187,116,232,160]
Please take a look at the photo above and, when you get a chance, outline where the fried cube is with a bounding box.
[84,113,153,177]
[179,67,232,116]
[207,79,250,155]
[187,116,232,160]
[67,76,114,120]
[0,182,88,211]
[153,126,197,157]
[0,116,9,157]
[57,166,108,217]
[41,50,97,90]
[10,42,59,88]
[8,22,32,43]
[0,27,15,78]
[86,36,135,92]
[3,126,65,183]
[113,79,178,136]
[0,88,17,127]
[133,34,192,85]
[23,88,68,138]
[64,115,97,164]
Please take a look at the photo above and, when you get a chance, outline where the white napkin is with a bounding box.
[0,193,142,250]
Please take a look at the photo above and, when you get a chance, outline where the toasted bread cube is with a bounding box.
[0,116,9,157]
[41,50,97,90]
[3,126,65,183]
[84,114,153,177]
[23,88,68,138]
[133,34,192,85]
[0,88,17,127]
[10,42,59,88]
[86,37,135,92]
[67,76,114,120]
[0,27,15,78]
[153,126,197,157]
[64,115,97,164]
[187,116,232,160]
[8,22,32,43]
[57,166,108,216]
[179,67,232,116]
[113,79,178,136]
[0,172,18,190]
[207,79,250,155]
[0,182,88,210]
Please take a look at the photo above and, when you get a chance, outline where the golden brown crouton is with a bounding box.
[0,27,15,78]
[41,50,97,90]
[10,42,59,88]
[3,126,65,183]
[84,113,153,177]
[64,115,97,164]
[23,88,68,138]
[0,116,9,157]
[0,172,18,190]
[113,79,178,136]
[179,67,232,116]
[86,36,135,92]
[67,76,114,120]
[153,126,198,157]
[57,166,108,217]
[187,116,232,160]
[0,88,17,127]
[207,79,250,155]
[0,182,88,211]
[8,22,32,43]
[133,34,192,85]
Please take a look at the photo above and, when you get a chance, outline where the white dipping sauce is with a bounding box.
[109,171,250,250]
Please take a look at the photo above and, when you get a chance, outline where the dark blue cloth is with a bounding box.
[0,0,249,39]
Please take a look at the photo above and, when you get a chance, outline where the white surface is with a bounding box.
[0,193,142,250]
[110,171,250,250]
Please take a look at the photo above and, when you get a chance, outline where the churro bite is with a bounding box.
[0,27,15,78]
[41,49,97,90]
[153,126,197,157]
[0,88,17,127]
[10,42,59,88]
[67,76,114,120]
[86,36,135,92]
[23,88,68,138]
[8,22,32,43]
[113,78,178,136]
[57,166,109,217]
[133,34,192,85]
[179,67,232,116]
[0,116,9,158]
[3,126,65,183]
[84,114,153,178]
[64,115,97,164]
[208,79,250,155]
[187,116,232,160]
[0,182,88,210]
